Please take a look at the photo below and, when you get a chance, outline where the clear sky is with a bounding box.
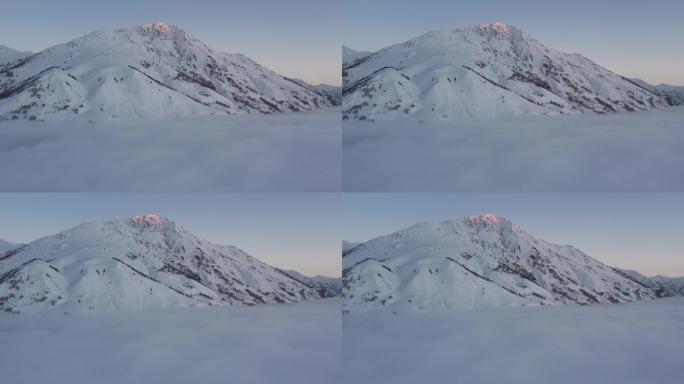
[343,194,684,277]
[0,0,340,85]
[344,0,684,85]
[0,193,340,277]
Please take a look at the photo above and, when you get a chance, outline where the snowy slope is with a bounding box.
[0,22,333,121]
[342,240,361,252]
[343,214,656,313]
[652,276,684,295]
[0,238,21,254]
[278,269,342,297]
[615,269,675,297]
[342,22,673,121]
[289,78,341,105]
[342,46,371,67]
[656,84,684,105]
[0,214,322,314]
[614,269,684,297]
[310,84,342,106]
[0,46,32,66]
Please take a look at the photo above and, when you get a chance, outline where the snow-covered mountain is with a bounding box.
[342,240,362,253]
[0,239,21,254]
[310,84,342,106]
[277,269,342,297]
[342,22,673,122]
[656,84,684,105]
[652,275,684,296]
[288,78,341,106]
[0,214,323,314]
[0,46,32,66]
[343,214,657,314]
[0,22,333,122]
[342,46,370,67]
[616,269,684,297]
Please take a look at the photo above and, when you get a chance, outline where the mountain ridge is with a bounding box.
[0,238,21,255]
[343,214,660,314]
[343,23,675,122]
[0,46,32,66]
[276,268,342,297]
[0,23,333,121]
[0,214,325,314]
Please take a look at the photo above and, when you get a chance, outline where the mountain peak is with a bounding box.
[0,214,326,313]
[130,214,164,225]
[342,214,658,314]
[0,23,332,121]
[132,22,190,39]
[477,22,516,33]
[141,22,175,33]
[466,213,505,225]
[342,21,673,121]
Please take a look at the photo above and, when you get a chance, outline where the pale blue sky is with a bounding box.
[343,194,684,277]
[0,0,340,85]
[344,0,684,85]
[0,194,340,277]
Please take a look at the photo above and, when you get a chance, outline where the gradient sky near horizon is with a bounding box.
[0,194,341,277]
[344,194,684,277]
[0,0,340,85]
[345,0,684,85]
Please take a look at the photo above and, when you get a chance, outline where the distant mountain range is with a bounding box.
[616,269,684,297]
[0,23,338,122]
[0,214,339,314]
[277,269,342,297]
[343,22,682,122]
[343,214,681,314]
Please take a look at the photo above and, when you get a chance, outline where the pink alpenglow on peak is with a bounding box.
[478,22,514,33]
[130,214,163,225]
[468,213,502,224]
[142,22,173,33]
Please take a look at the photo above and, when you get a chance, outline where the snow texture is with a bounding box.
[0,46,31,66]
[342,240,361,252]
[651,276,684,295]
[656,84,684,105]
[343,214,656,314]
[0,107,340,191]
[0,298,341,384]
[0,238,21,254]
[343,105,684,191]
[0,215,325,314]
[619,268,684,297]
[342,46,371,66]
[343,23,673,122]
[344,297,684,384]
[0,23,332,121]
[278,269,342,297]
[288,78,342,106]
